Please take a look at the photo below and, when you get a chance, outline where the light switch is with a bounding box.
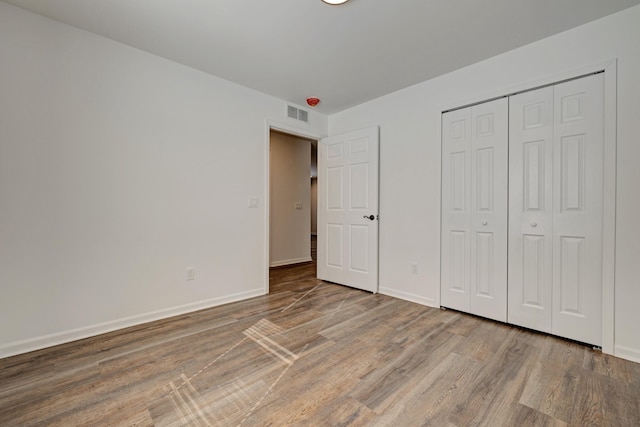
[294,202,303,210]
[248,196,259,208]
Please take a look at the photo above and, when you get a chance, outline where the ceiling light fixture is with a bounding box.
[322,0,350,5]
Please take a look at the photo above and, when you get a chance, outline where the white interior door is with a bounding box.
[551,74,604,345]
[509,74,604,345]
[441,98,508,321]
[508,86,555,333]
[317,127,379,293]
[469,99,508,321]
[441,107,472,312]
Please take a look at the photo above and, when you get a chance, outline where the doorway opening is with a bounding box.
[267,128,318,293]
[265,125,380,295]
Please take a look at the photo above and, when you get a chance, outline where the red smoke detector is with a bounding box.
[306,97,320,107]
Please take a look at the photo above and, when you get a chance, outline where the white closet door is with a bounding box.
[469,99,508,321]
[509,74,604,345]
[552,74,604,345]
[508,87,554,333]
[442,98,508,321]
[441,107,472,313]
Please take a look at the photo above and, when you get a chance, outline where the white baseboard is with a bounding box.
[270,257,312,267]
[379,286,437,308]
[614,344,640,364]
[0,288,265,359]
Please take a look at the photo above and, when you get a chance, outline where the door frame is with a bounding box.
[437,59,617,355]
[264,120,325,294]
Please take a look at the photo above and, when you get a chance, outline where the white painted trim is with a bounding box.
[379,287,437,308]
[0,288,264,360]
[267,119,324,141]
[270,257,313,268]
[614,345,640,364]
[439,59,618,113]
[264,120,325,294]
[437,59,617,354]
[601,60,617,356]
[435,104,443,309]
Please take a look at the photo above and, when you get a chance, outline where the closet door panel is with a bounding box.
[441,108,472,312]
[552,74,604,345]
[469,98,508,322]
[508,87,554,333]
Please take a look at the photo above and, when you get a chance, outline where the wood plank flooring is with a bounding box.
[1,257,639,426]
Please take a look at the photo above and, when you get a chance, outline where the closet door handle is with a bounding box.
[482,221,488,226]
[531,222,538,227]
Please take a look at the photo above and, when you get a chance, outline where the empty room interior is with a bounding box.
[1,1,640,425]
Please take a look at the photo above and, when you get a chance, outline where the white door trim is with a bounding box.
[601,60,617,356]
[437,59,617,355]
[264,120,325,294]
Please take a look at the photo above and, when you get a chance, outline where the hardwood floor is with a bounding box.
[1,254,639,426]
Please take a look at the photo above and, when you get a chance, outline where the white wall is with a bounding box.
[269,131,311,266]
[329,5,640,362]
[0,3,327,358]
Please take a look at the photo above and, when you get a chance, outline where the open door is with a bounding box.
[317,127,379,292]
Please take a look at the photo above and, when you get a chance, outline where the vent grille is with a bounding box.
[286,105,310,124]
[287,105,298,120]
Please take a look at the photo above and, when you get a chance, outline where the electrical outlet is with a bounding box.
[186,267,195,281]
[410,262,418,275]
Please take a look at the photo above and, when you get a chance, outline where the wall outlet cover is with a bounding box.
[410,262,418,275]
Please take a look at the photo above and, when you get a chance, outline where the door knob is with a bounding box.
[363,215,375,220]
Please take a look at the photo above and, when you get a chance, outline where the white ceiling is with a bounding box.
[4,0,640,114]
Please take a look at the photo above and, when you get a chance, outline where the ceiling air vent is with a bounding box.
[287,104,310,124]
